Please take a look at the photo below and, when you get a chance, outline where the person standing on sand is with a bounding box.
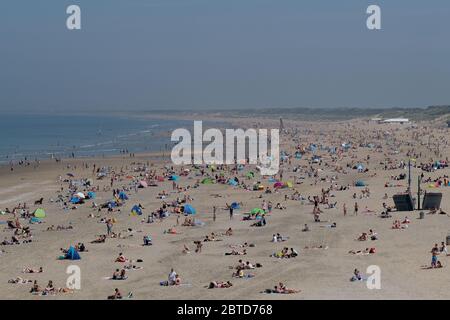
[343,203,347,216]
[213,206,217,222]
[106,219,113,236]
[354,202,358,216]
[229,205,234,220]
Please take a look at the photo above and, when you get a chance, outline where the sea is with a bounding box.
[0,114,224,164]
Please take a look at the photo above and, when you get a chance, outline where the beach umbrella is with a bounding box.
[274,182,284,188]
[231,202,240,209]
[183,204,196,215]
[75,192,86,199]
[131,205,143,216]
[33,208,46,218]
[250,208,265,215]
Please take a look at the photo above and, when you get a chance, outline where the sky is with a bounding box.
[1,0,449,113]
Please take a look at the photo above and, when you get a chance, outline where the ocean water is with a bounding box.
[0,114,209,163]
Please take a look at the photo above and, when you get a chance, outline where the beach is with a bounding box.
[1,116,450,300]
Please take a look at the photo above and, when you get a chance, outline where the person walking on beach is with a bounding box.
[213,206,217,222]
[106,219,113,236]
[354,202,358,216]
[343,203,347,216]
[229,205,234,220]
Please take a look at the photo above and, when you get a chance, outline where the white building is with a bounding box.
[382,118,409,124]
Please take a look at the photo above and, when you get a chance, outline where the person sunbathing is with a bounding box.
[164,227,179,234]
[43,280,56,295]
[91,234,106,243]
[112,269,127,280]
[350,269,363,281]
[225,228,233,236]
[278,282,300,294]
[304,244,329,250]
[232,268,255,278]
[357,233,368,241]
[194,241,203,253]
[289,248,299,257]
[143,235,152,246]
[348,248,375,255]
[182,244,190,254]
[9,277,32,284]
[229,242,254,249]
[225,249,247,256]
[275,203,286,210]
[362,206,375,214]
[23,266,43,273]
[402,217,411,224]
[115,253,127,263]
[107,288,123,299]
[392,220,402,229]
[30,280,42,293]
[208,281,233,289]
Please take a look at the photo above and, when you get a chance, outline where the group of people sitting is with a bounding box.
[392,217,410,229]
[357,229,378,241]
[271,247,298,259]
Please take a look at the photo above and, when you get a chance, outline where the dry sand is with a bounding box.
[1,118,450,299]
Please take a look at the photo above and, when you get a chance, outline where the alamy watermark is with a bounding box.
[65,4,381,31]
[170,121,280,176]
[366,265,381,290]
[66,265,81,290]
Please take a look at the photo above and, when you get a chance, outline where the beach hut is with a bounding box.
[33,208,46,218]
[183,204,196,215]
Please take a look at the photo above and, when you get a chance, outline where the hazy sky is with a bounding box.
[1,0,449,112]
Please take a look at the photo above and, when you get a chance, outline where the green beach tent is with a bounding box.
[201,178,214,184]
[250,208,265,215]
[34,208,46,218]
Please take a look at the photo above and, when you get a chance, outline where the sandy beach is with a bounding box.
[1,116,450,300]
